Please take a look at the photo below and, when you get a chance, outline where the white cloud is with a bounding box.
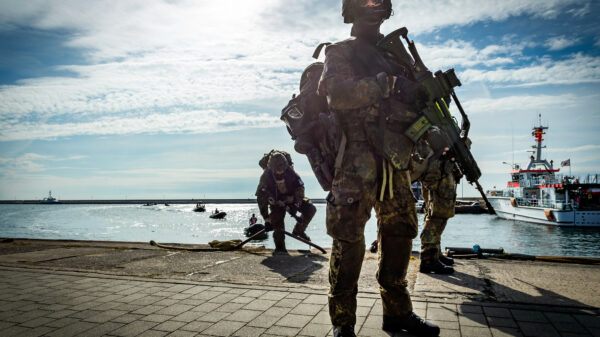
[460,53,600,86]
[567,2,591,18]
[545,36,579,51]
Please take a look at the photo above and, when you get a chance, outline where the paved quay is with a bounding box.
[0,239,598,337]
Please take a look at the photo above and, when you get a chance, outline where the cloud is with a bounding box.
[460,53,600,86]
[0,153,49,172]
[567,2,591,18]
[545,36,580,51]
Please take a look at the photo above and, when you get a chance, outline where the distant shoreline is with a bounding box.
[0,197,482,205]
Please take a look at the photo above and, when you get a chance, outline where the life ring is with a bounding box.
[510,198,517,207]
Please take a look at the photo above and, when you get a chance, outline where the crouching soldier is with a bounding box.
[255,152,317,253]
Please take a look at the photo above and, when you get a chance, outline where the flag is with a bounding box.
[561,159,570,167]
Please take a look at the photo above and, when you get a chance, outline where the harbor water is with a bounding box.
[1,203,599,258]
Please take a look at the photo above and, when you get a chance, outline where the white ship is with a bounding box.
[40,190,60,204]
[487,117,599,227]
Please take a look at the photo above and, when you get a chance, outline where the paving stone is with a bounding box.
[299,323,331,337]
[242,290,267,298]
[227,309,262,323]
[81,322,124,337]
[230,296,255,304]
[45,321,97,337]
[133,305,166,315]
[511,310,548,323]
[193,302,222,313]
[15,326,56,337]
[112,313,145,324]
[432,320,460,330]
[210,293,239,304]
[487,316,518,328]
[263,306,292,318]
[285,292,309,300]
[2,325,35,337]
[20,316,55,328]
[246,314,280,328]
[232,326,266,337]
[439,329,461,337]
[357,297,376,307]
[244,299,277,311]
[517,321,560,337]
[142,314,174,323]
[7,309,51,323]
[84,309,129,323]
[226,288,248,295]
[490,327,523,337]
[111,320,159,337]
[202,320,245,337]
[459,312,488,328]
[310,311,331,325]
[427,307,458,322]
[165,330,198,337]
[137,330,168,337]
[362,314,383,329]
[460,326,492,337]
[276,313,313,328]
[356,327,390,337]
[356,305,371,317]
[484,307,512,318]
[275,298,302,308]
[574,314,600,328]
[458,304,483,314]
[289,303,323,316]
[180,320,212,332]
[153,320,187,332]
[265,325,301,336]
[44,317,80,328]
[216,302,246,313]
[198,311,230,323]
[303,294,328,305]
[261,291,288,301]
[155,304,195,316]
[172,310,206,323]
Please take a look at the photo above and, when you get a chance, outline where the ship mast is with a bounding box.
[527,114,553,171]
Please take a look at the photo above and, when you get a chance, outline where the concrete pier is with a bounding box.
[0,238,598,336]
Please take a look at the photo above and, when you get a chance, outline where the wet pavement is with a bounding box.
[0,238,598,336]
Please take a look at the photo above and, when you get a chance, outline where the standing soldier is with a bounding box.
[255,152,316,253]
[411,141,457,274]
[317,0,439,336]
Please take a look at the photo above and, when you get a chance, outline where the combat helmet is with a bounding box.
[342,0,392,24]
[267,152,289,172]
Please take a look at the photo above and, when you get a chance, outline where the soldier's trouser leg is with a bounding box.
[375,170,418,316]
[293,198,316,234]
[326,141,377,327]
[270,206,287,251]
[420,170,456,263]
[420,217,448,264]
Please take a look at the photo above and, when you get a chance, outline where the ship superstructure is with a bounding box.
[487,116,599,227]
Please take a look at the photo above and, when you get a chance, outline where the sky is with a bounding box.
[0,0,599,200]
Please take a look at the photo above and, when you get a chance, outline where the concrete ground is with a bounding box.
[0,238,598,337]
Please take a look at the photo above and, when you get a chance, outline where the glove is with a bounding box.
[284,196,294,204]
[264,222,273,232]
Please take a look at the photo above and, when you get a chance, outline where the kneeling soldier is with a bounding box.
[255,152,316,252]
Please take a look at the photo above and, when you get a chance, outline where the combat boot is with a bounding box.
[439,254,454,266]
[333,325,356,337]
[419,260,454,274]
[382,312,440,336]
[292,230,311,242]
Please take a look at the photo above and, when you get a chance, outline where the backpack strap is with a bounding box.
[312,42,332,59]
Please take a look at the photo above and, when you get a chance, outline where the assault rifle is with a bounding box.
[377,27,495,214]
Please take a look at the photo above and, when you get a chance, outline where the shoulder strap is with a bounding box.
[312,42,331,59]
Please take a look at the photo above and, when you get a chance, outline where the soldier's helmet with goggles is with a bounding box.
[342,0,392,24]
[267,153,289,172]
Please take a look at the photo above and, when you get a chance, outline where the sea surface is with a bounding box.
[1,203,599,257]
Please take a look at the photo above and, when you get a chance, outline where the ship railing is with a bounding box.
[514,197,572,210]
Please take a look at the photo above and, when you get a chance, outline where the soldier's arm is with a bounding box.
[317,45,391,110]
[255,173,271,220]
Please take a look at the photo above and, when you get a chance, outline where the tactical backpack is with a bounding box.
[280,44,338,191]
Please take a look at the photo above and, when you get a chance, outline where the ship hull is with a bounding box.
[488,197,600,227]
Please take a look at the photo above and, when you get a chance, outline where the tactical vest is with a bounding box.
[327,37,419,170]
[263,169,303,201]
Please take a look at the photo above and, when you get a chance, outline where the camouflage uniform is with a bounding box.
[318,38,419,327]
[411,139,457,265]
[255,168,316,251]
